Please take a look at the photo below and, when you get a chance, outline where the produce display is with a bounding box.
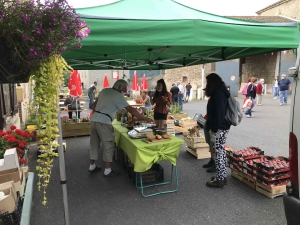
[228,146,290,198]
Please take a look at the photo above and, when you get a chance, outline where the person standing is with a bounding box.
[246,77,257,116]
[177,81,184,110]
[205,73,231,188]
[170,83,179,104]
[151,79,172,129]
[256,79,264,106]
[278,74,292,106]
[185,83,192,102]
[273,77,279,99]
[89,79,153,177]
[138,91,152,114]
[88,81,97,109]
[64,95,81,119]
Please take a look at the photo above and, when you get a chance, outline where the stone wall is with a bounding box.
[241,53,277,84]
[257,0,300,20]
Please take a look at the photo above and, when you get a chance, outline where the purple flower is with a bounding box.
[47,42,52,48]
[30,48,34,52]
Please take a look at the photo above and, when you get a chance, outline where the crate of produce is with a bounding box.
[256,177,289,188]
[225,145,233,157]
[229,163,242,173]
[256,182,287,199]
[242,156,274,170]
[242,166,253,176]
[231,168,243,181]
[179,120,197,128]
[185,146,210,159]
[257,157,289,174]
[184,137,206,149]
[0,192,23,225]
[229,148,264,161]
[242,174,256,189]
[257,171,290,182]
[132,163,164,185]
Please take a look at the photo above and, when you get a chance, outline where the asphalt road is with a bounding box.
[29,94,291,225]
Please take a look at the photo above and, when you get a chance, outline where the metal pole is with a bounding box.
[201,65,205,100]
[57,105,70,225]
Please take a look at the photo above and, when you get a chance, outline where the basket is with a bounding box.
[133,163,164,185]
[0,194,23,225]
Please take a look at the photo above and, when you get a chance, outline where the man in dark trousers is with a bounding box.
[185,83,192,102]
[170,83,179,104]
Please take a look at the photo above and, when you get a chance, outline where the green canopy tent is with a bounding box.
[63,0,300,70]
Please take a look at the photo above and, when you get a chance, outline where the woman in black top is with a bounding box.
[205,73,231,188]
[246,77,257,115]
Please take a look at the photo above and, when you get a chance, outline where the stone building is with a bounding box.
[256,0,300,20]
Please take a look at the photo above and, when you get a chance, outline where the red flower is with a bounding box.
[10,125,16,130]
[0,132,6,137]
[18,141,27,148]
[18,158,27,164]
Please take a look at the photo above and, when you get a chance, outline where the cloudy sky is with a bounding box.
[67,0,278,16]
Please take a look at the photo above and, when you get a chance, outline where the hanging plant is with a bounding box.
[0,0,90,83]
[1,0,90,204]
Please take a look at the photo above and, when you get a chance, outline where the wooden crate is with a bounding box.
[174,126,189,135]
[179,121,197,128]
[185,146,210,159]
[61,122,91,138]
[231,169,243,181]
[169,113,189,120]
[256,182,286,199]
[184,137,207,148]
[242,174,256,189]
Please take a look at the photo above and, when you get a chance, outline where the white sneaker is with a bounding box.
[251,115,254,118]
[280,104,283,106]
[274,97,277,99]
[246,115,250,118]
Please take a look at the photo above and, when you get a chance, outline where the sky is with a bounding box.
[67,0,278,16]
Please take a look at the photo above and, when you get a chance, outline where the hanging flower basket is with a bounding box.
[0,38,31,84]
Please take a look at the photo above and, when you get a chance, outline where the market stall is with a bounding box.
[112,120,184,197]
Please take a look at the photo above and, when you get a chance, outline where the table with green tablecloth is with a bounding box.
[112,120,184,197]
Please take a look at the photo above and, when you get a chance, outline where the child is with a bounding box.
[242,96,254,118]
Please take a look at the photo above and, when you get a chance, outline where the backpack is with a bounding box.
[241,84,248,95]
[225,96,243,126]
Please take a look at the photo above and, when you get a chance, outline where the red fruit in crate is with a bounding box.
[264,158,268,162]
[249,161,253,165]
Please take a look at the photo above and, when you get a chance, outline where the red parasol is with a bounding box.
[141,74,148,90]
[103,75,110,88]
[131,71,138,91]
[68,70,82,96]
[116,75,119,81]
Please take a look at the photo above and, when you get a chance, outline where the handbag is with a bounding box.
[68,97,80,110]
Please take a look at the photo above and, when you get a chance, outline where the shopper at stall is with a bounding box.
[273,77,279,99]
[64,95,81,119]
[151,79,172,129]
[89,79,153,177]
[202,96,216,172]
[170,83,179,104]
[138,91,152,114]
[204,73,231,188]
[278,74,292,105]
[88,81,97,109]
[256,78,264,106]
[246,77,257,115]
[185,83,192,102]
[177,81,184,111]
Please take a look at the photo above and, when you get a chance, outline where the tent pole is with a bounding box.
[201,65,205,99]
[57,106,70,225]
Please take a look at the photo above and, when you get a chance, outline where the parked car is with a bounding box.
[284,47,300,225]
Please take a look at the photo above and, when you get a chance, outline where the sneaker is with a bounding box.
[280,104,283,106]
[206,179,225,188]
[103,170,121,177]
[246,115,250,118]
[211,176,227,185]
[274,97,277,99]
[251,115,254,118]
[251,110,255,112]
[88,166,102,173]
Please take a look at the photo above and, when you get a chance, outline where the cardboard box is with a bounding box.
[0,181,17,201]
[0,187,17,214]
[0,148,20,171]
[0,167,26,197]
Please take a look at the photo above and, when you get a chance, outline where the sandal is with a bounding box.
[103,170,121,177]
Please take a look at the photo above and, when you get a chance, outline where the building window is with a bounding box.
[182,76,187,83]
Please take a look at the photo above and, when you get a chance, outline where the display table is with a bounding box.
[112,120,184,197]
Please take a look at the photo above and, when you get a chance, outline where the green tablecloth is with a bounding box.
[113,123,184,172]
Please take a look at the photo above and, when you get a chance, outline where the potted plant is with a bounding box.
[169,103,188,120]
[61,115,91,137]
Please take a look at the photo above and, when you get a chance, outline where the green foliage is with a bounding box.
[169,103,181,114]
[62,70,70,87]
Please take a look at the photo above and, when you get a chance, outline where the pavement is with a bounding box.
[29,94,290,225]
